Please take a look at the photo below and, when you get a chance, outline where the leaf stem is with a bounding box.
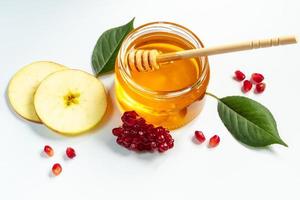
[205,92,220,101]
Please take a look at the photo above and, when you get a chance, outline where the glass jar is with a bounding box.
[115,22,210,129]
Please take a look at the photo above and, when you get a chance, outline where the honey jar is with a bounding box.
[115,22,210,129]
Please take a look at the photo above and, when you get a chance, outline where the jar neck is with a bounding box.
[117,22,209,99]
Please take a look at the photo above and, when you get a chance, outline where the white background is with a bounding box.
[1,0,300,199]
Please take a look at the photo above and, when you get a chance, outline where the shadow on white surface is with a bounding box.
[28,123,66,140]
[237,140,278,154]
[63,153,71,161]
[48,170,56,178]
[40,150,49,158]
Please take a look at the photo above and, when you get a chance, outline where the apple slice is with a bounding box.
[34,69,107,135]
[7,61,66,122]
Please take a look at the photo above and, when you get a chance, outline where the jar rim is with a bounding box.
[117,21,210,99]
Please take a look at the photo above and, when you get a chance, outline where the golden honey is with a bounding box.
[115,22,210,129]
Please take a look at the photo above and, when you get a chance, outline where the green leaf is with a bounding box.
[217,96,287,147]
[92,18,134,76]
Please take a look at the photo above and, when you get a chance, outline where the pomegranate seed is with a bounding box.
[112,127,124,136]
[209,135,220,148]
[255,82,266,93]
[150,142,157,149]
[129,143,138,150]
[121,116,137,126]
[158,142,169,153]
[52,163,62,176]
[167,140,174,148]
[43,145,54,157]
[124,111,138,118]
[66,147,76,159]
[157,134,165,143]
[242,80,253,93]
[194,131,205,143]
[112,111,174,152]
[251,73,264,83]
[234,70,246,81]
[116,137,123,145]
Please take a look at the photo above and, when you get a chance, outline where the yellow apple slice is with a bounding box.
[7,61,67,122]
[34,69,107,135]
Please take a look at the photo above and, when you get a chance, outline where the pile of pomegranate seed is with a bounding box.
[194,131,220,148]
[234,70,266,93]
[112,111,174,153]
[42,145,77,176]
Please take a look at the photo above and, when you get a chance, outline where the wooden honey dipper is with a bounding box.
[127,35,297,72]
